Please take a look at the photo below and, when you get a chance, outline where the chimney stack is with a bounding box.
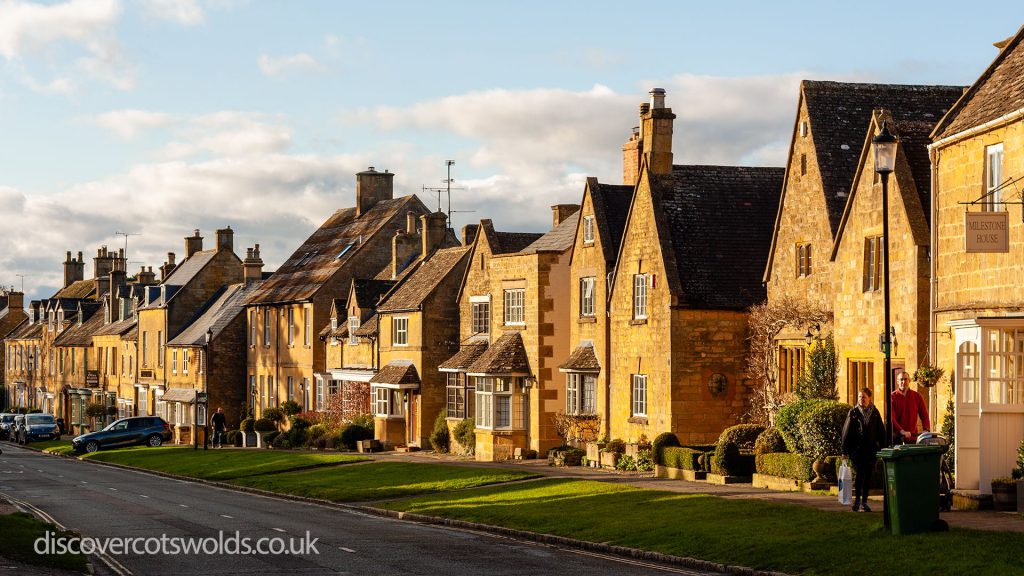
[161,252,177,281]
[407,212,418,234]
[63,251,85,288]
[216,226,234,253]
[391,229,419,279]
[461,224,479,247]
[421,212,448,257]
[551,204,580,228]
[6,291,23,311]
[137,266,157,286]
[110,270,127,296]
[641,88,675,177]
[94,246,119,288]
[243,244,264,285]
[185,229,203,259]
[355,167,395,216]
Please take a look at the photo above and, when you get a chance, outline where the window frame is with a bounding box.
[470,296,490,335]
[348,315,359,346]
[392,317,409,347]
[796,243,812,277]
[503,289,525,326]
[631,374,648,417]
[580,277,596,317]
[984,143,1004,212]
[582,215,595,244]
[633,274,648,319]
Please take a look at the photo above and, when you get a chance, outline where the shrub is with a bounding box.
[940,382,956,473]
[661,446,704,470]
[561,448,585,466]
[798,400,851,461]
[347,413,374,428]
[230,430,243,447]
[754,427,786,456]
[712,441,755,477]
[429,411,450,453]
[281,400,301,416]
[339,421,373,450]
[253,418,276,432]
[290,416,312,430]
[240,418,255,433]
[616,454,636,471]
[272,433,291,449]
[652,432,680,464]
[717,423,765,451]
[603,438,626,454]
[635,449,654,471]
[262,407,285,425]
[776,398,817,453]
[453,418,475,454]
[795,333,838,401]
[85,403,108,419]
[1014,438,1024,480]
[756,452,813,481]
[305,424,328,445]
[265,431,281,445]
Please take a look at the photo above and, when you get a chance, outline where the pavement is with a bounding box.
[0,443,722,576]
[377,450,1024,533]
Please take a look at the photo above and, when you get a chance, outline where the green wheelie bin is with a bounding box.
[877,444,948,535]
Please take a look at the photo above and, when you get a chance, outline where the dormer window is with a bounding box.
[349,315,359,345]
[104,304,111,324]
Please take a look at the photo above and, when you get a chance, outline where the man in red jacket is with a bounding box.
[891,371,930,443]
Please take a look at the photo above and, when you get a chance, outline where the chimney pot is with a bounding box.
[243,243,264,285]
[639,103,650,116]
[649,88,666,109]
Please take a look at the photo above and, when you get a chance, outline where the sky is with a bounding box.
[0,0,1018,302]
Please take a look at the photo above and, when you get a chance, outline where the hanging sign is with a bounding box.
[965,211,1009,253]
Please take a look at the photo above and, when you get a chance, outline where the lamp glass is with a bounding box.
[873,123,897,174]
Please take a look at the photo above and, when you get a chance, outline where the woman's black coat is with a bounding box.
[841,405,887,459]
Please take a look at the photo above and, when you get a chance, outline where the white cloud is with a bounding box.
[90,109,174,139]
[139,0,204,25]
[157,111,293,159]
[0,0,121,59]
[258,52,323,78]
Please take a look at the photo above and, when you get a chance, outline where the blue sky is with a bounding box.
[0,0,1017,301]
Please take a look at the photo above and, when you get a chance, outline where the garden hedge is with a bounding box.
[652,432,681,464]
[756,452,813,482]
[660,447,705,471]
[754,427,786,456]
[717,423,765,451]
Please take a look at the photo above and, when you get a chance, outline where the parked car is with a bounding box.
[0,413,16,441]
[17,414,61,444]
[72,417,172,454]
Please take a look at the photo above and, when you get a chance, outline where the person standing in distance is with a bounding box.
[841,387,887,512]
[892,371,930,444]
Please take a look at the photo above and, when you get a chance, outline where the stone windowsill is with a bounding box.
[577,316,597,324]
[628,416,648,425]
[503,324,527,331]
[629,319,647,326]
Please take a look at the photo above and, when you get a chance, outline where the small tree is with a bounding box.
[551,411,602,447]
[795,333,838,401]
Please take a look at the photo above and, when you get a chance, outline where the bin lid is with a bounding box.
[877,444,948,459]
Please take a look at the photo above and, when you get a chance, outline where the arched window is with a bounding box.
[957,341,979,404]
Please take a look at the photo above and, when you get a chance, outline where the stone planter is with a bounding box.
[357,439,382,453]
[241,431,257,447]
[811,459,827,483]
[992,481,1018,512]
[586,442,605,466]
[256,431,274,449]
[600,451,621,469]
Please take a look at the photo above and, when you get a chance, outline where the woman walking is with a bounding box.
[841,387,887,512]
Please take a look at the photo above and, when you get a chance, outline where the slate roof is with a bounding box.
[353,314,379,337]
[121,325,138,341]
[246,195,428,305]
[801,81,965,234]
[654,165,784,310]
[92,317,137,338]
[934,25,1024,139]
[477,221,544,255]
[6,319,36,341]
[466,332,531,375]
[369,361,420,387]
[169,282,259,346]
[53,303,104,347]
[438,343,488,372]
[559,343,600,372]
[521,210,580,254]
[587,179,634,267]
[52,280,95,300]
[351,279,396,310]
[377,246,471,312]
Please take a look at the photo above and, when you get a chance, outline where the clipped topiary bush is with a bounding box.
[756,452,813,481]
[776,398,818,453]
[661,446,706,470]
[712,441,741,476]
[717,423,765,451]
[798,400,851,462]
[253,418,276,432]
[429,411,450,453]
[754,427,787,456]
[603,438,626,454]
[652,432,681,465]
[453,418,475,454]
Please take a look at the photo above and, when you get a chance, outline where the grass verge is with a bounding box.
[28,439,76,455]
[381,478,1024,576]
[0,512,88,572]
[82,446,369,481]
[228,461,538,502]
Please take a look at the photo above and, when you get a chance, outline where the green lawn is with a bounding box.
[0,512,88,572]
[28,440,75,455]
[82,447,369,481]
[228,461,539,502]
[382,478,1024,576]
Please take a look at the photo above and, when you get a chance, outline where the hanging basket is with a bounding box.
[913,365,944,388]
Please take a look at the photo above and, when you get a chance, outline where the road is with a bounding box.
[0,444,720,576]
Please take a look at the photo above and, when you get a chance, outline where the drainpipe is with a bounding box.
[929,147,939,426]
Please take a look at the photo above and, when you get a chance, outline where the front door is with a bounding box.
[407,393,417,446]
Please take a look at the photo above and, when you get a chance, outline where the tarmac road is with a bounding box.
[0,443,722,576]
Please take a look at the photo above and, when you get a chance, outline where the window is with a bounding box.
[268,376,275,405]
[474,377,521,430]
[633,274,648,319]
[958,341,979,404]
[142,332,148,367]
[847,360,874,403]
[392,317,409,346]
[800,121,808,138]
[259,375,266,408]
[72,348,76,375]
[373,387,404,417]
[580,277,596,317]
[566,373,597,415]
[287,376,294,402]
[583,215,595,244]
[446,373,474,419]
[348,316,359,345]
[304,307,311,346]
[297,251,318,266]
[504,289,525,325]
[800,154,807,176]
[315,378,325,411]
[862,236,883,292]
[986,329,1024,405]
[336,241,356,259]
[631,375,647,416]
[778,346,806,395]
[984,143,1004,212]
[157,331,163,368]
[470,297,490,335]
[249,311,256,347]
[796,243,812,277]
[171,349,178,374]
[288,308,295,345]
[263,308,271,346]
[183,350,188,375]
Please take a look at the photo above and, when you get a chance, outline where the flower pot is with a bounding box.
[600,451,621,468]
[586,442,605,465]
[811,459,827,484]
[992,482,1018,512]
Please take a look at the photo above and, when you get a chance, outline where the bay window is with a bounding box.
[474,377,524,430]
[566,373,596,415]
[372,386,405,417]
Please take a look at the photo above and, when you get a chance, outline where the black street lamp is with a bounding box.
[873,121,897,447]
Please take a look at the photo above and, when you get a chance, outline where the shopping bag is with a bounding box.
[838,459,852,506]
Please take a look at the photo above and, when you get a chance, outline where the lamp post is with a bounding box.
[873,121,897,447]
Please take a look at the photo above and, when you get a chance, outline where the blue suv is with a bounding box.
[72,417,172,454]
